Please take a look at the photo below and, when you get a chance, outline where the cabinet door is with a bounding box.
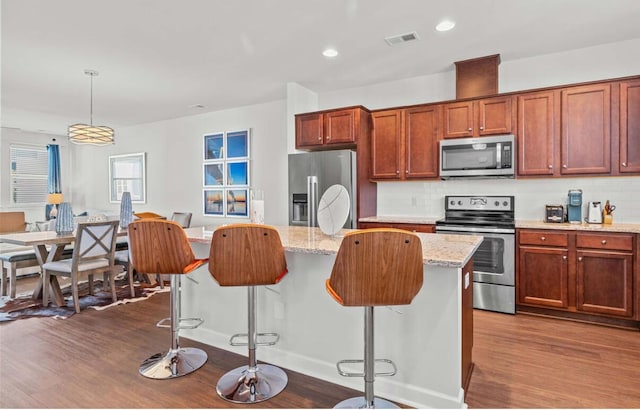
[517,91,557,176]
[518,246,569,308]
[405,105,440,178]
[371,110,402,179]
[443,101,474,138]
[576,250,633,317]
[296,113,324,148]
[561,84,611,174]
[620,80,640,173]
[325,109,356,145]
[478,96,513,136]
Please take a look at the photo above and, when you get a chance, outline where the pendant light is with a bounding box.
[68,69,115,145]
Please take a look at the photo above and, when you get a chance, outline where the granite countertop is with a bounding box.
[186,225,481,268]
[516,220,640,234]
[359,215,442,225]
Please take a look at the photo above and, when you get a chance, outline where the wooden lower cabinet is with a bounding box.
[518,246,569,308]
[517,229,637,325]
[577,250,633,317]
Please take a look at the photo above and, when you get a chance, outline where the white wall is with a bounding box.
[70,99,288,228]
[316,39,640,223]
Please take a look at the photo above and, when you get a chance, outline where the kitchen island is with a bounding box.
[181,225,481,408]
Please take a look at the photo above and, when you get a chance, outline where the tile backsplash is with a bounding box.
[377,177,640,223]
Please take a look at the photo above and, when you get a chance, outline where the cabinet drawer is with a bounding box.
[576,233,633,251]
[519,230,568,247]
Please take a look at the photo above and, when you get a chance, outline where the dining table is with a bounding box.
[0,228,127,306]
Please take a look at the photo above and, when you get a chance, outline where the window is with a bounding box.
[203,129,250,217]
[10,145,48,205]
[109,152,146,203]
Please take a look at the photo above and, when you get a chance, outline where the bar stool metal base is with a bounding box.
[139,347,208,379]
[334,396,400,409]
[216,363,288,403]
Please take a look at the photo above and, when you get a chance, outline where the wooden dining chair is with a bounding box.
[42,220,126,314]
[325,228,424,408]
[128,219,208,379]
[170,212,192,228]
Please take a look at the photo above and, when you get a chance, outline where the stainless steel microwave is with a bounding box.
[439,134,515,179]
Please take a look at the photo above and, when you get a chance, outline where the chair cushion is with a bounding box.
[43,258,110,273]
[114,250,129,262]
[0,250,38,263]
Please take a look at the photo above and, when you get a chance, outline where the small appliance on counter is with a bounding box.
[567,189,583,224]
[545,205,564,223]
[587,201,603,224]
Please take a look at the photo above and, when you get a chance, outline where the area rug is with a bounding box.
[0,277,168,322]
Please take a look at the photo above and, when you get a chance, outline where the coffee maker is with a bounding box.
[567,189,583,224]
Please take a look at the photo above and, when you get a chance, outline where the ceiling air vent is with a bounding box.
[384,31,420,46]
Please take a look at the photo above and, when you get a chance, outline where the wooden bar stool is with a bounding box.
[127,219,209,379]
[326,228,424,409]
[208,224,288,404]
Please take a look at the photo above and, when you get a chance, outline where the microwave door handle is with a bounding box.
[496,142,502,168]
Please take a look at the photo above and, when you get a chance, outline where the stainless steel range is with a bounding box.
[435,195,515,314]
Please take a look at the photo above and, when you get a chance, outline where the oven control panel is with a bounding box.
[445,195,514,211]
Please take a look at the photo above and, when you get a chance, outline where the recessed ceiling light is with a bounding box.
[435,20,455,32]
[189,104,206,109]
[322,48,339,58]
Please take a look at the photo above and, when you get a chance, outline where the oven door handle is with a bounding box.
[436,225,515,234]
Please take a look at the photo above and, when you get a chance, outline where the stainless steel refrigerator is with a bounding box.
[288,150,357,229]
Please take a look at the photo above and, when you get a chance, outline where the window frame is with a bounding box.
[109,152,147,204]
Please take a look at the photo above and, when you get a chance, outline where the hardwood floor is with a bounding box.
[1,276,639,408]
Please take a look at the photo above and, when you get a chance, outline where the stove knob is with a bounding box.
[494,201,499,206]
[503,201,508,207]
[457,200,463,206]
[450,200,455,206]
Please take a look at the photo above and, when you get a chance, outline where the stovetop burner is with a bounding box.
[438,195,515,228]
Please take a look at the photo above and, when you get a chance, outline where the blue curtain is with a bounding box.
[47,144,61,193]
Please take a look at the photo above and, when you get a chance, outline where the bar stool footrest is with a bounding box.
[156,317,204,330]
[229,332,280,346]
[336,358,398,377]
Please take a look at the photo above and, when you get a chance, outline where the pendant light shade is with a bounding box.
[68,69,114,145]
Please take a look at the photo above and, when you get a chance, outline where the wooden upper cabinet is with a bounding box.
[296,112,324,147]
[517,91,558,176]
[371,109,402,179]
[371,105,440,180]
[442,101,474,138]
[620,79,640,173]
[443,95,513,138]
[405,105,440,178]
[295,106,369,150]
[561,84,611,174]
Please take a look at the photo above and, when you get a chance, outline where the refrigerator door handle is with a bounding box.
[308,176,318,227]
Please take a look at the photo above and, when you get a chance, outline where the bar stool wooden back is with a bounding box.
[128,219,208,379]
[208,224,288,404]
[326,228,424,409]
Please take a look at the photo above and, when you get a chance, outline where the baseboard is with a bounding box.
[182,327,466,409]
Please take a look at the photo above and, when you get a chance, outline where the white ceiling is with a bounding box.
[2,0,640,130]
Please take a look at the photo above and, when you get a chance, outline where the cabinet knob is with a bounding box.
[578,256,583,262]
[396,170,400,175]
[622,162,627,167]
[326,135,331,141]
[405,170,409,174]
[467,128,472,131]
[317,136,322,141]
[601,240,607,245]
[548,165,553,169]
[479,126,484,130]
[563,255,567,260]
[562,164,568,168]
[540,236,546,241]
